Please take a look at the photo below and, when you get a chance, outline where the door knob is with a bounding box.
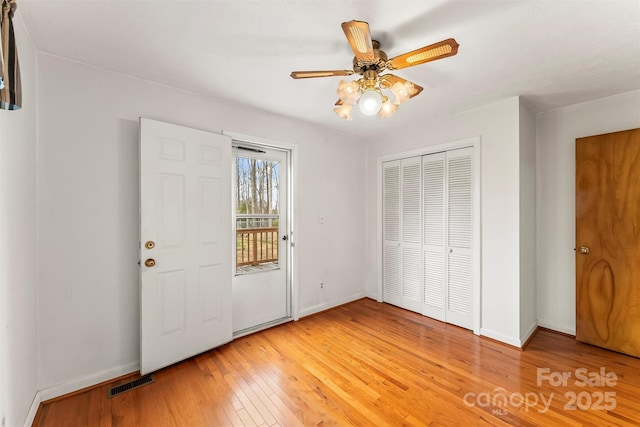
[144,258,156,267]
[579,246,590,254]
[144,240,155,249]
[282,235,288,241]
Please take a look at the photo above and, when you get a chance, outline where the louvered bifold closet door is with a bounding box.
[382,161,402,307]
[445,148,473,330]
[421,152,446,321]
[400,157,423,312]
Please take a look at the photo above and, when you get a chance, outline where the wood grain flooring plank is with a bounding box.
[34,299,640,426]
[223,372,267,426]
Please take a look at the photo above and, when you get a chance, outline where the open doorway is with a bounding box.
[231,144,291,335]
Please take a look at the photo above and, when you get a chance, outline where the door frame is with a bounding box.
[376,136,481,335]
[224,130,300,322]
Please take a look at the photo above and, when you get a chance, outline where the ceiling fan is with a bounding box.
[290,20,459,120]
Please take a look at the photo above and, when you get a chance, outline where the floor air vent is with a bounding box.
[108,374,154,398]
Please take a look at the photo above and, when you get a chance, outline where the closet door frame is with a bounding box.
[376,136,481,335]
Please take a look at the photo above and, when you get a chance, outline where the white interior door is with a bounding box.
[445,148,474,330]
[382,157,422,313]
[422,152,446,321]
[400,156,423,313]
[139,118,232,375]
[232,146,289,334]
[382,160,401,306]
[383,147,474,331]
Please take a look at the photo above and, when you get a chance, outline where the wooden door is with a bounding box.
[140,118,233,374]
[576,128,640,358]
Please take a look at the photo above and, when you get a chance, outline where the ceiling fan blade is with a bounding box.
[379,74,424,98]
[290,70,354,79]
[387,38,459,70]
[341,20,375,62]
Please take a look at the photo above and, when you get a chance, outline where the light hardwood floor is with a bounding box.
[34,298,640,426]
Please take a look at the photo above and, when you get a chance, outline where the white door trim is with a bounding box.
[376,136,482,335]
[222,130,300,321]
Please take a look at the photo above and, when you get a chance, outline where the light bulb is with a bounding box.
[359,89,382,115]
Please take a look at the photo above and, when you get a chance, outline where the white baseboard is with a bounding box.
[298,292,366,318]
[520,321,539,346]
[480,328,521,348]
[23,391,42,427]
[365,291,381,302]
[38,361,140,403]
[537,319,576,336]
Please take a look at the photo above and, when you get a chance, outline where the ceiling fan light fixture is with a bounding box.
[334,103,353,121]
[378,97,397,118]
[337,80,361,105]
[359,88,383,115]
[390,81,416,105]
[292,20,459,122]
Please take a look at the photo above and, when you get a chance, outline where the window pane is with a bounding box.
[235,156,280,274]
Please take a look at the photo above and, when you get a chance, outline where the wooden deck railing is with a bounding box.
[236,227,279,266]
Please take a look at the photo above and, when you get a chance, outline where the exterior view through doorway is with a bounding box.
[232,143,292,335]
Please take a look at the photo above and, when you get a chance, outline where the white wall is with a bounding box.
[36,54,366,392]
[0,14,39,427]
[519,100,537,340]
[536,90,640,334]
[365,97,524,345]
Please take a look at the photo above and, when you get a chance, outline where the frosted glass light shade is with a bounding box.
[378,99,397,118]
[334,103,353,121]
[337,80,361,105]
[359,89,382,115]
[391,81,417,106]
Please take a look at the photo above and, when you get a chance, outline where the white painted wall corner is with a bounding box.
[298,291,366,318]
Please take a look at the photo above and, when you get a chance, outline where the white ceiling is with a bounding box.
[18,0,640,137]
